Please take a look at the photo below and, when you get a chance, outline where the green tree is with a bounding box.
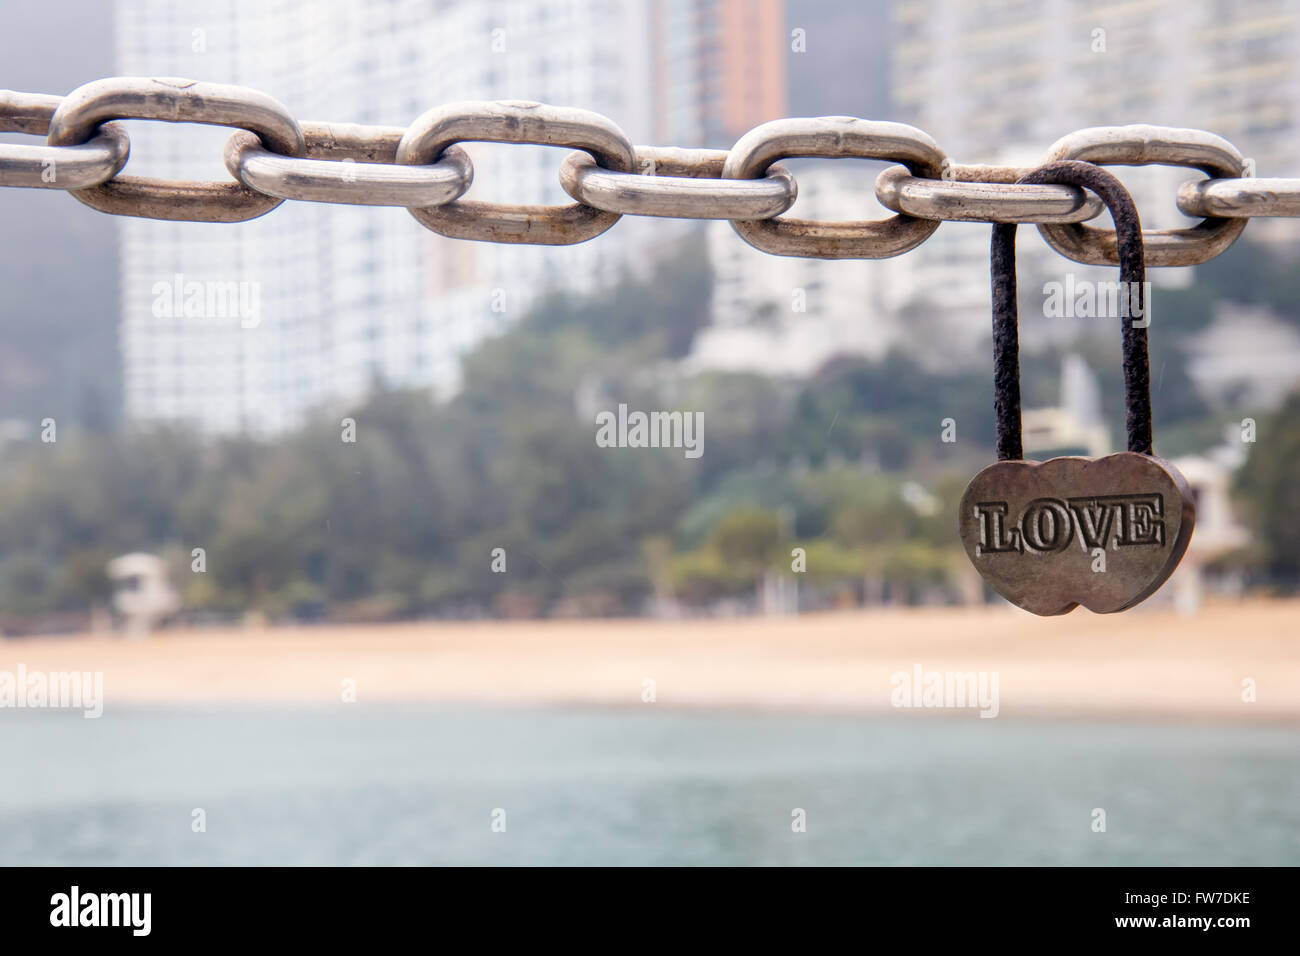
[1236,391,1300,582]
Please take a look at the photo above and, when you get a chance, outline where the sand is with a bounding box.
[0,598,1297,719]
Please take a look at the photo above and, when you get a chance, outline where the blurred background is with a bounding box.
[0,0,1297,866]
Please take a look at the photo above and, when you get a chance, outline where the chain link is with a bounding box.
[226,122,474,207]
[1177,177,1300,219]
[46,76,304,222]
[875,164,1103,224]
[6,78,1300,266]
[396,99,636,245]
[723,116,946,259]
[1036,125,1248,267]
[559,146,796,220]
[0,91,130,190]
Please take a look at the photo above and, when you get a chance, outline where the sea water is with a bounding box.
[0,707,1296,866]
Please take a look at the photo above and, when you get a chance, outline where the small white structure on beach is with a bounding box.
[1166,456,1251,615]
[107,553,181,635]
[1022,354,1111,458]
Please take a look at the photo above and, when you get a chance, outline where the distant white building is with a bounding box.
[692,169,898,376]
[691,155,1082,376]
[116,0,662,435]
[1185,304,1300,408]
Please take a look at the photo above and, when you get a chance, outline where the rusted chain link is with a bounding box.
[2,78,1295,265]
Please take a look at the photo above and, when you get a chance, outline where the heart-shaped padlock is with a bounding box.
[958,161,1195,615]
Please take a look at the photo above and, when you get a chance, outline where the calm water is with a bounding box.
[0,706,1296,865]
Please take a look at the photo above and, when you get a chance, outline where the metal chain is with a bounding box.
[3,76,1296,265]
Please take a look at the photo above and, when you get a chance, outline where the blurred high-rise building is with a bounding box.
[116,0,787,435]
[698,169,897,376]
[892,0,1300,239]
[874,0,1300,381]
[651,0,787,146]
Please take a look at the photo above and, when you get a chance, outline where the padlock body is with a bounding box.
[958,452,1195,615]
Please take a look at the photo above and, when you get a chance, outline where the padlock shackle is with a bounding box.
[990,160,1152,461]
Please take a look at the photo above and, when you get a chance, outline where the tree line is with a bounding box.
[0,234,1293,625]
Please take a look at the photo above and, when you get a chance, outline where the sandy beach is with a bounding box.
[0,598,1297,719]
